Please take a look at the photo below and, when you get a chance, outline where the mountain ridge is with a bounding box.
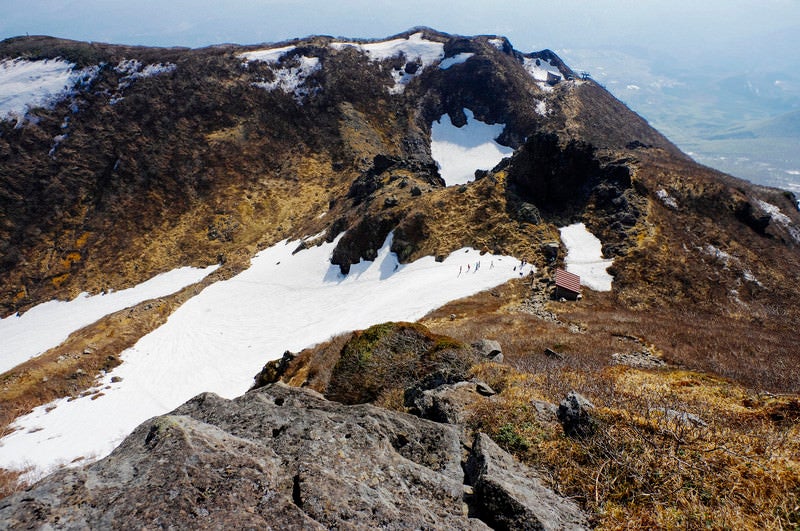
[1,29,799,528]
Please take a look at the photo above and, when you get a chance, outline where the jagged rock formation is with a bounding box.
[0,383,588,530]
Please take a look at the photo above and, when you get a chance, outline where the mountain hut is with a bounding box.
[554,268,581,300]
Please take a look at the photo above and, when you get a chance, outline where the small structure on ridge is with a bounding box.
[554,268,581,300]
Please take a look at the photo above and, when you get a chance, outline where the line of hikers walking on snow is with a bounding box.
[457,258,531,277]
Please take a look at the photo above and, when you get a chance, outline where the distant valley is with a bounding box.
[563,46,800,194]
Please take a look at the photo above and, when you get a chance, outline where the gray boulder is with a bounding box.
[473,339,503,363]
[408,380,496,424]
[532,399,559,422]
[464,433,589,530]
[557,391,596,437]
[0,383,587,530]
[659,408,708,427]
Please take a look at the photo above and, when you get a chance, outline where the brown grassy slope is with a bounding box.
[429,286,799,529]
[0,37,394,316]
[608,151,800,323]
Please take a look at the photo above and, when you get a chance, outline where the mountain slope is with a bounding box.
[2,30,797,321]
[1,29,799,528]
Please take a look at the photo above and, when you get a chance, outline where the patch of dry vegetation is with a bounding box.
[467,362,800,529]
[254,321,476,408]
[420,280,800,529]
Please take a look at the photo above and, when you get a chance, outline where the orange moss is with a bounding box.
[51,273,70,288]
[58,252,82,270]
[75,232,91,249]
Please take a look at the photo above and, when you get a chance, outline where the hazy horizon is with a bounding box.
[1,1,797,58]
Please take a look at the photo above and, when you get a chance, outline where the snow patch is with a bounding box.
[742,269,762,286]
[0,59,97,121]
[111,59,176,103]
[238,46,320,102]
[704,244,733,267]
[115,60,175,84]
[488,38,505,50]
[252,56,321,102]
[0,265,219,375]
[559,223,614,292]
[238,45,297,64]
[48,133,68,158]
[757,200,791,225]
[535,100,548,117]
[0,234,524,477]
[430,108,513,186]
[656,189,678,209]
[522,56,562,92]
[757,199,800,242]
[439,52,474,70]
[332,32,444,94]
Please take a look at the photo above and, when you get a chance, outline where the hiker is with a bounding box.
[490,260,494,269]
[458,265,462,277]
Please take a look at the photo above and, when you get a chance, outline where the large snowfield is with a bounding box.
[0,234,530,477]
[559,223,614,291]
[431,108,513,185]
[0,266,219,375]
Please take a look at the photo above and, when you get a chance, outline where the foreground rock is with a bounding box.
[0,383,587,529]
[466,434,587,530]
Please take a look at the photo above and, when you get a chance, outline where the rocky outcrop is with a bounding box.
[0,383,587,529]
[406,379,497,424]
[465,433,588,530]
[557,391,596,438]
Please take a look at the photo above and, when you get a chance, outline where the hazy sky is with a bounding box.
[1,0,798,65]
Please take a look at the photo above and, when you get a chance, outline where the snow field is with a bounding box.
[0,234,530,477]
[0,265,219,374]
[0,59,89,121]
[439,53,474,70]
[559,223,614,291]
[431,108,513,186]
[332,32,444,93]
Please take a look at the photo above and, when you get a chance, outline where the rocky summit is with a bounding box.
[1,28,799,529]
[0,383,588,530]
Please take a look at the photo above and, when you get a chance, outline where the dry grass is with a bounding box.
[465,361,800,529]
[421,279,800,529]
[558,291,800,394]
